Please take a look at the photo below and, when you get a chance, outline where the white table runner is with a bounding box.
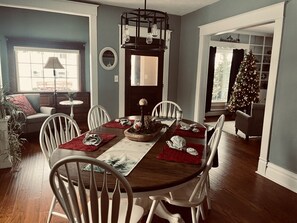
[95,119,175,176]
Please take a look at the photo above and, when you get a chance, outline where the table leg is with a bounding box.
[70,105,74,119]
[154,202,184,223]
[135,198,185,223]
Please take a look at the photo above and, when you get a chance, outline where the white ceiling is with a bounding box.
[72,0,220,16]
[240,23,274,34]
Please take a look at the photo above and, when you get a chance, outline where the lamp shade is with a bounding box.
[44,57,64,69]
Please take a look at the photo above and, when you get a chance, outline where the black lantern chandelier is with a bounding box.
[120,0,169,51]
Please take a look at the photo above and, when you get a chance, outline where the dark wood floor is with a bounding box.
[1,128,297,223]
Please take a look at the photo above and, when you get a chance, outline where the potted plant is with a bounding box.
[0,87,25,169]
[66,91,77,102]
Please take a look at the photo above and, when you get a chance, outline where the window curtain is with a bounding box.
[227,49,244,101]
[205,46,217,112]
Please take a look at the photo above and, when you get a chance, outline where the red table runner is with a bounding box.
[157,143,204,165]
[59,133,116,152]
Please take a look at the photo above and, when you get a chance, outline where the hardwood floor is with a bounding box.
[1,130,297,223]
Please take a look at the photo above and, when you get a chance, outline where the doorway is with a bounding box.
[124,49,164,116]
[194,3,285,177]
[118,27,171,117]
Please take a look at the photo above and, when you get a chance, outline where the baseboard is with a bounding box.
[256,158,268,176]
[263,162,297,193]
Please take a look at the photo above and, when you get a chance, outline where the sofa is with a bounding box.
[9,93,55,134]
[235,103,265,140]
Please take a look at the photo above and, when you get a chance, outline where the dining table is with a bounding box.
[50,115,208,223]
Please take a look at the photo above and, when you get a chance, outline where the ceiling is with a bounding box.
[241,23,274,34]
[67,0,274,34]
[68,0,220,16]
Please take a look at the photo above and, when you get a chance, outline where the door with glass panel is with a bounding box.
[125,50,164,116]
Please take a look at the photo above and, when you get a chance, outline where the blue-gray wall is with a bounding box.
[0,6,89,90]
[97,5,181,119]
[1,1,296,174]
[0,5,181,120]
[178,0,297,173]
[269,0,297,173]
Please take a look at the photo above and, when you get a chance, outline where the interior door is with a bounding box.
[125,50,164,116]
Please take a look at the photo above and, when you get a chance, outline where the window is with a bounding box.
[6,37,85,93]
[212,48,233,103]
[14,47,80,92]
[130,55,158,86]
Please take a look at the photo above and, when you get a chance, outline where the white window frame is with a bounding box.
[14,46,80,92]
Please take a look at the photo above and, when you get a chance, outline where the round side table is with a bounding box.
[59,100,83,119]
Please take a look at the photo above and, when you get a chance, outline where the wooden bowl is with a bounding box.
[124,126,163,142]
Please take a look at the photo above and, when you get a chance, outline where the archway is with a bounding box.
[194,3,285,177]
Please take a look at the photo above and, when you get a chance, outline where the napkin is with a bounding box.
[157,143,204,164]
[59,133,116,152]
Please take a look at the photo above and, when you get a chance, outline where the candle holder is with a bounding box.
[139,98,148,129]
[124,98,168,142]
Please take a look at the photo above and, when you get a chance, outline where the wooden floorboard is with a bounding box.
[0,130,297,223]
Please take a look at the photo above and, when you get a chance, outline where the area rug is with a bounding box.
[206,120,246,139]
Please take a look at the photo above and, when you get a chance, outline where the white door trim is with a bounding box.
[194,3,285,178]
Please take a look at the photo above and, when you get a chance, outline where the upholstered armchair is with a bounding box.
[9,94,55,134]
[235,103,265,140]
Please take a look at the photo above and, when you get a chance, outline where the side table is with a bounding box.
[59,100,83,119]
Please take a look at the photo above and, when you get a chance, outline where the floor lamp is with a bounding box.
[44,57,64,108]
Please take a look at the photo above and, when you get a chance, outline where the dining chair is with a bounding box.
[214,114,225,131]
[49,155,144,223]
[151,101,182,119]
[39,113,81,223]
[87,104,111,130]
[205,114,225,166]
[146,128,223,223]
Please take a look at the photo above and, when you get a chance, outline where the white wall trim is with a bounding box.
[0,0,99,106]
[0,0,97,15]
[194,2,286,188]
[118,25,171,117]
[264,162,297,193]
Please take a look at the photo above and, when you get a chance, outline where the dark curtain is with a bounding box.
[227,49,244,101]
[205,46,217,112]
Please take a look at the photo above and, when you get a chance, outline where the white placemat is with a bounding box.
[94,119,175,176]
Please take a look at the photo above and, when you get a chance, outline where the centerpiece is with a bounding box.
[124,99,167,142]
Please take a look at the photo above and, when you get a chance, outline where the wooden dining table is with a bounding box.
[50,116,208,223]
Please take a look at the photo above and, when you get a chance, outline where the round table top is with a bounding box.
[59,100,83,106]
[50,117,207,196]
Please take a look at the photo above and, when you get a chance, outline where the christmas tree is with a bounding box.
[227,51,260,113]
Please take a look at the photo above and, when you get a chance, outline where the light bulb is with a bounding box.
[146,32,153,44]
[124,25,130,42]
[152,23,158,37]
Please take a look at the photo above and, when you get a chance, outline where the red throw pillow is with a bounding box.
[10,95,37,116]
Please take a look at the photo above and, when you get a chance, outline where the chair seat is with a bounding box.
[150,177,205,208]
[26,113,50,124]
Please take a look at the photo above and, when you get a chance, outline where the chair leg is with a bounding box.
[206,175,211,210]
[47,196,56,223]
[47,196,68,223]
[200,204,206,220]
[191,207,200,223]
[235,128,238,134]
[146,200,159,223]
